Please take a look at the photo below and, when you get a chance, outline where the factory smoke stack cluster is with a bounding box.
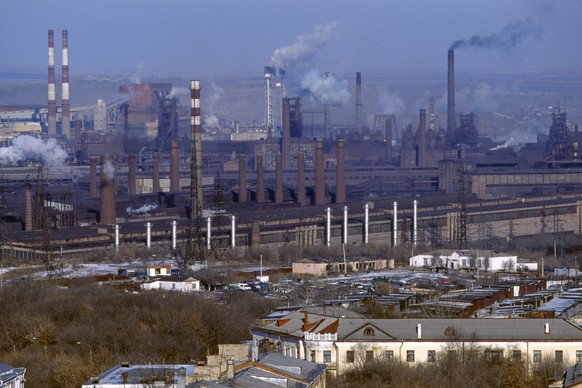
[47,29,71,137]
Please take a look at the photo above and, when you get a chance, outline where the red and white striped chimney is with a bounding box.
[47,30,57,136]
[190,80,203,211]
[61,30,70,138]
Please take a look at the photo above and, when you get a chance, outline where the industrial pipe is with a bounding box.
[393,201,398,247]
[364,203,369,244]
[146,222,152,248]
[326,207,331,247]
[207,217,212,250]
[343,206,348,245]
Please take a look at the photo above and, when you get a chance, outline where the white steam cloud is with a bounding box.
[0,135,67,166]
[490,128,538,151]
[270,22,340,70]
[300,70,350,107]
[203,81,225,131]
[126,202,159,215]
[377,88,406,116]
[102,160,115,180]
[168,87,189,99]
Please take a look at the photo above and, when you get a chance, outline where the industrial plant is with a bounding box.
[1,29,582,276]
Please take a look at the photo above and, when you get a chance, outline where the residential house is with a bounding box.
[252,307,582,376]
[409,249,537,272]
[141,275,201,292]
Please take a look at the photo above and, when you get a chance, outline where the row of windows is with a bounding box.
[345,349,578,363]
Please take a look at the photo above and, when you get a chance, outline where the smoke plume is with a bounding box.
[270,22,340,70]
[102,160,115,180]
[377,88,406,116]
[126,202,158,215]
[300,70,350,107]
[0,135,67,166]
[168,87,189,99]
[450,18,536,51]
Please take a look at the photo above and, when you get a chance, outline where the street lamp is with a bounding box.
[76,341,93,369]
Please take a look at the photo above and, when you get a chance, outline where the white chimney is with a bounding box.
[227,359,235,379]
[417,323,422,339]
[544,323,550,334]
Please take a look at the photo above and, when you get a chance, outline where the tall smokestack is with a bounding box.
[47,30,57,136]
[315,138,325,205]
[100,154,116,225]
[281,98,291,170]
[61,30,70,138]
[256,154,264,203]
[74,118,82,153]
[25,183,32,231]
[239,154,247,202]
[385,118,393,162]
[152,151,160,193]
[418,109,427,167]
[128,154,137,195]
[89,157,98,198]
[170,140,179,192]
[275,153,283,203]
[335,139,345,203]
[191,80,203,212]
[324,105,330,139]
[447,50,456,146]
[297,152,305,206]
[355,72,362,133]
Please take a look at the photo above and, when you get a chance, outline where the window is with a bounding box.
[366,350,374,362]
[427,350,436,362]
[577,350,582,363]
[555,350,563,363]
[310,350,316,362]
[407,350,415,362]
[363,328,375,336]
[384,350,394,361]
[485,349,504,362]
[512,350,521,361]
[533,350,541,363]
[346,350,354,363]
[323,350,331,363]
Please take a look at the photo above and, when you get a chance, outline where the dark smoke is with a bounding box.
[450,18,535,51]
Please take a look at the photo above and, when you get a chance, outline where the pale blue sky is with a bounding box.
[0,0,580,78]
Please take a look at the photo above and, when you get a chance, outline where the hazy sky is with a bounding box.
[1,0,580,78]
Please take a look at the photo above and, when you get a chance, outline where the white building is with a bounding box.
[409,249,536,272]
[252,307,582,376]
[0,363,26,388]
[141,276,201,292]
